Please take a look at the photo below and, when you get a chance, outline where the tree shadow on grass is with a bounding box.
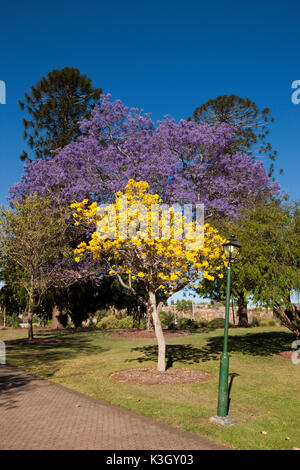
[128,344,216,367]
[128,331,294,368]
[5,330,109,378]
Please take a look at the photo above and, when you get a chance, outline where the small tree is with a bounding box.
[0,195,77,340]
[176,299,192,315]
[198,199,300,330]
[72,180,225,371]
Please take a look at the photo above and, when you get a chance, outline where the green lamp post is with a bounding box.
[216,235,241,418]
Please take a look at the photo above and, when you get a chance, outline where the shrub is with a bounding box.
[6,314,21,328]
[94,309,111,322]
[97,314,134,329]
[207,317,226,328]
[97,315,120,329]
[136,317,146,329]
[251,316,260,327]
[160,311,176,329]
[118,316,134,329]
[259,318,271,327]
[178,317,188,329]
[178,317,198,330]
[32,315,41,326]
[40,318,51,327]
[197,317,208,328]
[257,318,278,327]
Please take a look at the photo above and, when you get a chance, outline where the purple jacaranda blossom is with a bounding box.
[9,94,279,218]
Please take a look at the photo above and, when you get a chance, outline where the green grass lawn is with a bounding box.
[1,326,300,450]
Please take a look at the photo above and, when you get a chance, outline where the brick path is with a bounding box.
[0,364,228,450]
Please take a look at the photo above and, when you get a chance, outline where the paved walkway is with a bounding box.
[0,364,228,450]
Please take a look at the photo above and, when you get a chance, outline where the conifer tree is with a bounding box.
[191,95,278,175]
[19,67,102,160]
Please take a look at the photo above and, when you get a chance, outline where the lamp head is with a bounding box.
[222,235,241,262]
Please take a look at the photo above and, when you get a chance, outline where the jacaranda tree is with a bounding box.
[10,94,278,218]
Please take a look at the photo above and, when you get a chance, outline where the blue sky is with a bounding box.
[0,0,299,208]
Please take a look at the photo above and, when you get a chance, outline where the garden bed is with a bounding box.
[110,367,212,385]
[109,329,193,338]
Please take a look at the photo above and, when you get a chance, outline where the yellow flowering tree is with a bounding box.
[71,180,225,371]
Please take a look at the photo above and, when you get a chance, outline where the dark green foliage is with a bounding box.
[93,309,111,323]
[0,283,27,317]
[19,67,102,160]
[160,311,176,330]
[51,281,105,328]
[178,317,198,330]
[207,317,226,328]
[199,198,300,331]
[197,317,208,328]
[51,276,147,328]
[191,94,277,174]
[98,277,147,326]
[5,314,21,328]
[251,316,260,327]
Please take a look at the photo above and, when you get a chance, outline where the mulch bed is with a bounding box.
[110,367,212,385]
[109,329,193,339]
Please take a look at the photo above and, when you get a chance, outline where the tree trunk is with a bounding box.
[51,304,65,329]
[273,302,300,338]
[28,309,34,341]
[237,292,249,327]
[27,287,34,341]
[146,305,154,331]
[149,291,166,372]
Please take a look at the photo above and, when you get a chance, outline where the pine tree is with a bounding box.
[191,95,278,175]
[19,67,102,160]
